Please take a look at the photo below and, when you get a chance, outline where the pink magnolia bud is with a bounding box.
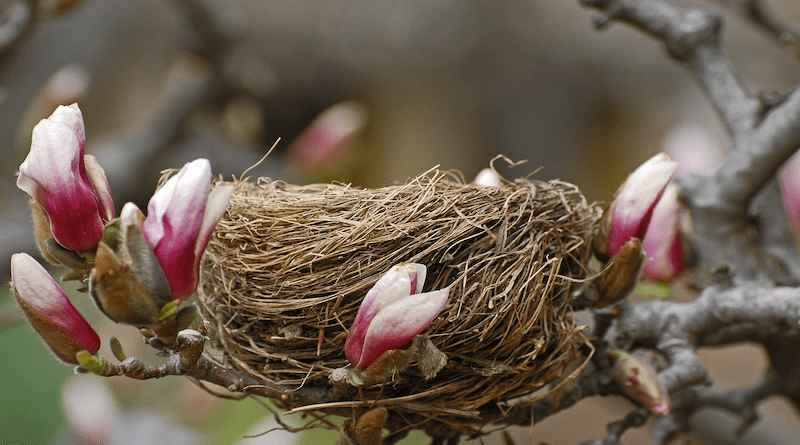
[11,253,100,364]
[141,159,234,300]
[596,153,679,259]
[287,101,367,170]
[642,184,685,281]
[17,104,115,252]
[662,124,723,176]
[780,151,800,234]
[611,350,670,416]
[345,264,448,370]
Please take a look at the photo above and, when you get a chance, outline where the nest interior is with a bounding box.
[199,167,601,419]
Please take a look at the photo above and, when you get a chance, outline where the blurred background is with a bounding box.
[1,0,800,443]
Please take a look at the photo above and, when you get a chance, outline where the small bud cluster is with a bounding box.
[11,104,233,365]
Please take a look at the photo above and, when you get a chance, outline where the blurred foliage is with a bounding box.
[0,294,72,443]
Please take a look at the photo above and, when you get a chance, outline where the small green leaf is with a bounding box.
[157,300,181,321]
[76,351,104,374]
[109,337,126,361]
[635,280,671,299]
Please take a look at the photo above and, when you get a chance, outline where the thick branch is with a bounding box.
[581,0,759,137]
[723,0,800,52]
[581,0,800,280]
[0,1,35,57]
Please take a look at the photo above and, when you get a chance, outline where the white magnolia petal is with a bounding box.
[193,184,234,261]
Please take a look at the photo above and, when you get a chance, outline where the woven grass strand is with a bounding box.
[198,167,601,419]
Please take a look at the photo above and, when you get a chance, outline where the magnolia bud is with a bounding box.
[11,253,100,364]
[288,101,367,170]
[345,263,448,371]
[141,159,234,300]
[641,184,685,281]
[338,408,388,445]
[473,168,503,187]
[595,153,678,259]
[611,350,670,416]
[17,104,114,252]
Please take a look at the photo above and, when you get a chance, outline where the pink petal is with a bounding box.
[355,287,448,369]
[662,124,723,176]
[607,153,678,256]
[142,159,212,299]
[780,151,800,234]
[287,101,367,169]
[408,263,426,295]
[192,184,234,266]
[345,265,414,365]
[84,154,115,221]
[642,185,684,281]
[17,105,104,251]
[11,253,100,354]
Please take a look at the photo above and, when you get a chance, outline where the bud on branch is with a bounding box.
[345,263,449,371]
[11,252,100,364]
[17,104,114,252]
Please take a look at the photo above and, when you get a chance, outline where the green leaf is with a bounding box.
[76,351,104,374]
[109,337,126,361]
[157,300,181,321]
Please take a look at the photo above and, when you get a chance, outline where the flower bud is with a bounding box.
[473,168,503,187]
[780,151,800,234]
[345,263,449,370]
[287,101,367,170]
[11,253,100,364]
[17,104,114,252]
[596,238,645,308]
[611,350,670,416]
[141,159,234,300]
[89,203,173,326]
[338,407,388,445]
[595,153,678,259]
[642,184,685,281]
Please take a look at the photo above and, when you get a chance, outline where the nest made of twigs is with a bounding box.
[198,165,601,422]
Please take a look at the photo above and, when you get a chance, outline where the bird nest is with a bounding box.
[198,166,601,425]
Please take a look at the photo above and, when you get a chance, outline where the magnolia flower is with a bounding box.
[611,350,670,416]
[780,151,800,234]
[17,104,114,252]
[596,153,679,259]
[287,101,367,169]
[662,124,723,176]
[642,184,685,281]
[345,263,449,370]
[141,159,234,300]
[11,253,100,364]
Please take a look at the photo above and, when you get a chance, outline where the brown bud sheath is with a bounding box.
[343,408,388,445]
[29,199,59,265]
[593,201,613,261]
[596,238,645,308]
[89,218,172,326]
